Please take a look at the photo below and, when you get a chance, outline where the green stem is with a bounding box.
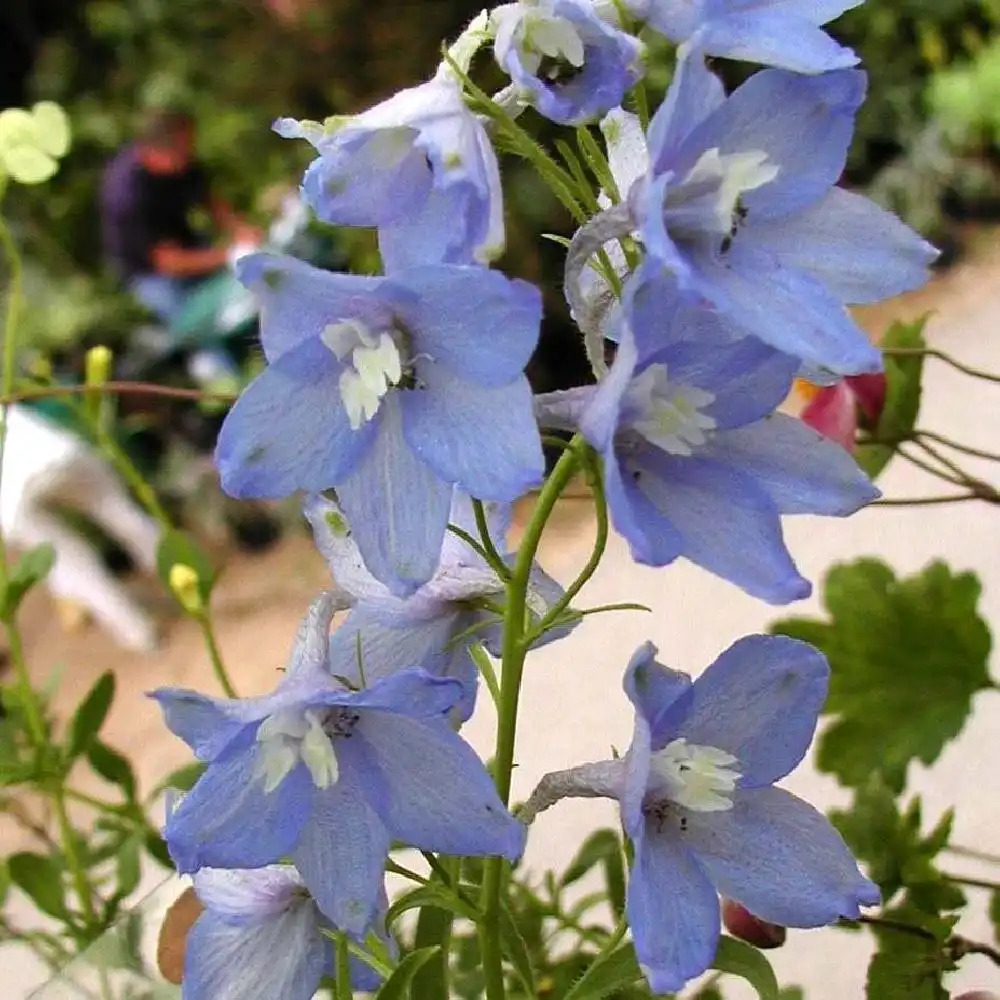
[197,612,237,698]
[897,446,966,487]
[91,419,172,529]
[334,933,353,1000]
[52,786,99,930]
[917,430,1000,463]
[872,494,984,507]
[883,346,1000,384]
[944,871,1000,891]
[0,214,48,749]
[563,915,629,1000]
[64,788,128,815]
[473,498,511,581]
[944,843,1000,865]
[479,439,585,1000]
[530,449,607,639]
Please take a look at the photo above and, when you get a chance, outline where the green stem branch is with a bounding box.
[52,787,99,930]
[479,438,586,1000]
[883,347,1000,384]
[197,613,237,699]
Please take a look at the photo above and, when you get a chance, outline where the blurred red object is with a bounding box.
[799,373,887,452]
[721,898,787,949]
[264,0,316,24]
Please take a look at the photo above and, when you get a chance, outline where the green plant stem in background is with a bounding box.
[0,211,49,748]
[51,786,98,930]
[196,611,237,699]
[335,933,353,1000]
[479,438,586,1000]
[563,915,629,1000]
[882,346,1000,384]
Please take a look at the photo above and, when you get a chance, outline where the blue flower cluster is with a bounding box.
[155,2,935,996]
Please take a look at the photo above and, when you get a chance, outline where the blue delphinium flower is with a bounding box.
[276,72,504,271]
[519,637,879,993]
[215,252,544,595]
[579,51,937,375]
[491,0,643,125]
[619,638,879,992]
[152,594,525,934]
[307,492,571,722]
[628,0,862,74]
[181,865,385,1000]
[537,277,878,602]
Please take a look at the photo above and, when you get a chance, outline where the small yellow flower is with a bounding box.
[0,101,72,185]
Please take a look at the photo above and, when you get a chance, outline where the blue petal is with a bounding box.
[183,904,330,1000]
[337,395,453,596]
[301,132,429,229]
[326,665,465,718]
[604,443,686,567]
[689,245,882,375]
[703,415,880,515]
[215,337,376,499]
[631,450,811,604]
[621,643,694,836]
[390,266,541,386]
[192,865,306,918]
[328,607,480,723]
[678,69,865,219]
[304,495,390,602]
[166,730,314,873]
[149,689,249,762]
[677,634,829,786]
[379,181,487,271]
[646,47,725,174]
[152,595,346,761]
[402,367,544,502]
[686,786,881,926]
[746,187,938,304]
[627,819,721,994]
[695,10,858,73]
[292,744,391,935]
[579,322,637,451]
[353,712,525,860]
[235,253,397,363]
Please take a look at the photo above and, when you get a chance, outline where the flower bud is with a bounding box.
[169,563,203,615]
[85,345,113,387]
[721,898,787,949]
[157,886,203,985]
[953,992,999,1000]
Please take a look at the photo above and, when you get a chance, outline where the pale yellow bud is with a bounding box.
[169,563,203,615]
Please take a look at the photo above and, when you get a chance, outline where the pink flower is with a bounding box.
[800,374,887,451]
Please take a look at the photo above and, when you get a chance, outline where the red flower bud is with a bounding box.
[800,381,857,452]
[721,898,787,949]
[846,372,888,426]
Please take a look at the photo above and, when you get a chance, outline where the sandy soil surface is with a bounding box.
[7,230,1000,997]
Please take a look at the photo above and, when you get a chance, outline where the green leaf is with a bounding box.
[410,903,452,1000]
[8,852,68,920]
[712,937,779,1000]
[777,989,805,1000]
[564,943,644,1000]
[562,829,621,887]
[865,906,957,1000]
[831,776,963,912]
[386,883,480,928]
[116,834,142,897]
[156,530,216,606]
[150,760,206,799]
[0,858,11,907]
[0,543,56,620]
[87,740,137,800]
[855,317,927,478]
[499,899,538,999]
[989,889,1000,944]
[375,947,441,1000]
[66,672,115,761]
[771,559,992,791]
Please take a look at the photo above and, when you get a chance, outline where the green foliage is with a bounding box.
[855,318,927,478]
[832,778,964,913]
[711,938,779,1000]
[66,672,115,761]
[930,35,1000,147]
[865,906,958,1000]
[0,542,55,620]
[772,559,993,791]
[155,530,216,608]
[8,852,69,921]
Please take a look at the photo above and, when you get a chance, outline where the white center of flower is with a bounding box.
[255,707,340,793]
[650,738,741,812]
[682,147,779,234]
[628,364,717,456]
[518,12,585,76]
[322,319,403,430]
